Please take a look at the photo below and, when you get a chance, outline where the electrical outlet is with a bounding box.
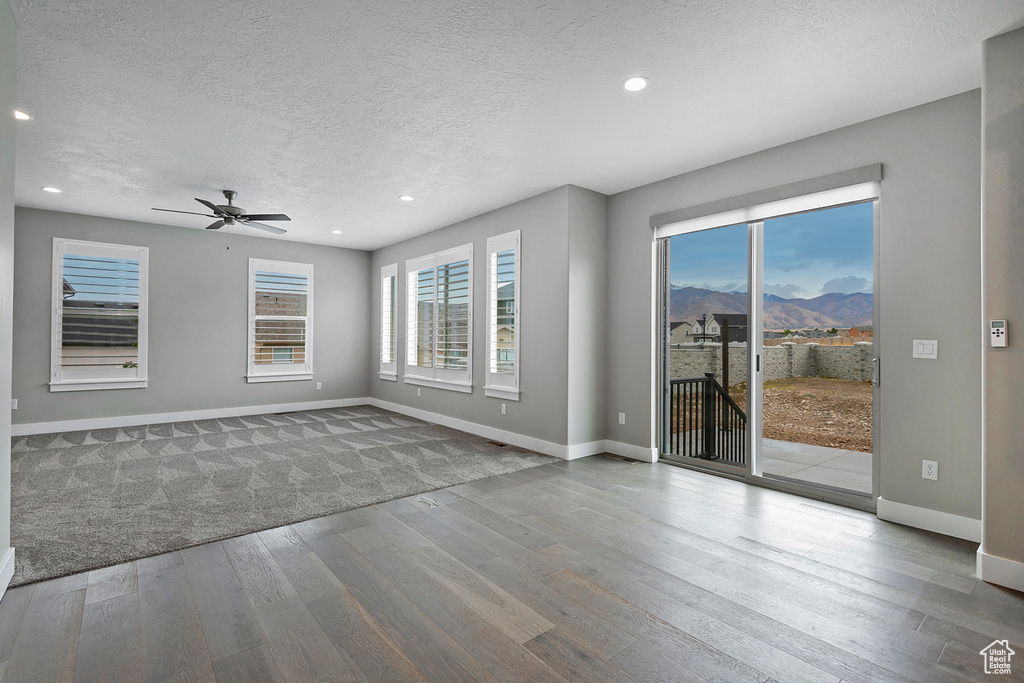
[315,382,322,391]
[10,399,16,410]
[618,412,626,425]
[922,459,938,481]
[501,403,506,415]
[417,388,421,397]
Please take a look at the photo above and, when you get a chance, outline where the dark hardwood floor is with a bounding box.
[0,455,1019,682]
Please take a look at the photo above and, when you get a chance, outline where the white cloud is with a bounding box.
[821,276,871,294]
[764,283,803,298]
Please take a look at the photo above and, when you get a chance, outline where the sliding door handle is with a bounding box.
[872,357,879,386]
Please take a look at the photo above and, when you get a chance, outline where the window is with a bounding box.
[405,244,472,392]
[51,238,149,392]
[379,263,398,380]
[485,230,520,400]
[248,259,313,383]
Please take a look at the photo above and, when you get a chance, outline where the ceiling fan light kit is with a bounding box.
[152,190,291,235]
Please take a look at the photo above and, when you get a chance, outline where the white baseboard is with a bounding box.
[368,398,571,459]
[565,440,606,461]
[11,398,371,436]
[0,548,14,601]
[604,440,659,463]
[977,550,1024,593]
[876,497,981,542]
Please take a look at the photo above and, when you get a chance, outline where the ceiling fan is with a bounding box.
[152,190,290,235]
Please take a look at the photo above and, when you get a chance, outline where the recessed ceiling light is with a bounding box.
[331,230,343,234]
[14,110,31,120]
[42,186,61,193]
[399,195,414,202]
[623,76,649,92]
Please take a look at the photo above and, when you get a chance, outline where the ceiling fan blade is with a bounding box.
[205,220,226,230]
[152,208,216,217]
[242,213,291,222]
[243,220,287,235]
[195,198,224,214]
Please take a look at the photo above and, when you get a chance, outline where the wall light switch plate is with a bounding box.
[501,403,506,415]
[417,388,421,397]
[10,399,16,410]
[315,382,322,391]
[618,412,626,425]
[913,339,938,359]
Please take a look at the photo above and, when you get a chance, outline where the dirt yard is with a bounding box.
[728,377,873,452]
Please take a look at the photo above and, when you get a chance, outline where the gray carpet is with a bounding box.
[10,405,553,586]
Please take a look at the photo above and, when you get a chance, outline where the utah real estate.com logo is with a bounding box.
[980,640,1015,675]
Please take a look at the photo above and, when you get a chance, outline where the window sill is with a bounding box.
[379,372,398,382]
[484,385,520,401]
[50,379,148,393]
[403,375,473,394]
[247,373,314,384]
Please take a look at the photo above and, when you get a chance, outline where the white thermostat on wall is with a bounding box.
[990,320,1008,348]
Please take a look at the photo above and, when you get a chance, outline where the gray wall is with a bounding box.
[606,91,982,520]
[369,187,574,447]
[567,187,609,446]
[1,2,17,555]
[981,28,1024,565]
[12,208,370,425]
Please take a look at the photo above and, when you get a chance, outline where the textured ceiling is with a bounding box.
[11,0,1024,250]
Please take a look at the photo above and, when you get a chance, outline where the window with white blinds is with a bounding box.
[51,238,149,392]
[379,263,398,380]
[485,230,520,400]
[405,243,472,392]
[247,258,314,383]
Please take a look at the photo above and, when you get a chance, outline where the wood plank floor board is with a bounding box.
[135,551,182,576]
[138,564,216,683]
[307,588,430,683]
[348,538,550,683]
[222,534,299,608]
[254,597,358,683]
[211,643,286,683]
[422,505,561,579]
[5,589,85,683]
[258,525,313,562]
[523,625,638,683]
[305,527,501,683]
[473,557,637,659]
[84,562,138,606]
[73,592,144,683]
[544,569,841,683]
[278,552,347,603]
[3,457,1019,683]
[0,585,34,664]
[180,543,268,662]
[447,498,558,552]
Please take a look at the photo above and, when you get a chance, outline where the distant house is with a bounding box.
[669,321,693,343]
[849,325,874,338]
[691,314,747,343]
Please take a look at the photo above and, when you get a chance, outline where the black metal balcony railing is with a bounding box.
[668,373,747,466]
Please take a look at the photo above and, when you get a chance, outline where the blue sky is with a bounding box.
[669,202,873,299]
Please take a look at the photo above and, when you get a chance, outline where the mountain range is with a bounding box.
[670,286,873,329]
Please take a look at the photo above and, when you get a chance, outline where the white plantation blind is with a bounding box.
[405,244,473,391]
[485,231,520,399]
[380,263,398,378]
[248,259,313,382]
[51,239,149,391]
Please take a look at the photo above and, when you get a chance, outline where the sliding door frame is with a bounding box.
[654,186,880,513]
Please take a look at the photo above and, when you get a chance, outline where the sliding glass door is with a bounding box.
[659,189,879,508]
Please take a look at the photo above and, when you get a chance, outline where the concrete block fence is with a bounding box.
[669,341,874,386]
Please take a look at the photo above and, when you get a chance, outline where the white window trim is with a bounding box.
[484,230,520,400]
[379,263,398,381]
[50,238,149,392]
[247,258,314,383]
[404,243,473,393]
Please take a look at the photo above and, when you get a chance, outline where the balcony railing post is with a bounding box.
[703,372,716,458]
